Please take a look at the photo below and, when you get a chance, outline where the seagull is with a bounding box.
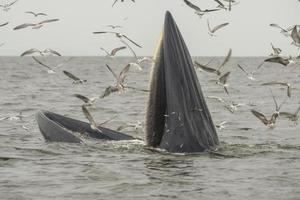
[112,0,135,7]
[0,0,18,11]
[216,71,231,95]
[291,25,300,47]
[183,0,220,17]
[237,64,256,80]
[25,11,47,17]
[263,56,294,66]
[215,121,227,130]
[93,31,142,48]
[13,19,59,30]
[106,25,122,29]
[0,22,9,27]
[206,96,243,113]
[270,43,282,56]
[32,56,72,74]
[73,94,99,106]
[207,19,229,36]
[270,23,293,37]
[251,91,286,128]
[194,60,221,75]
[100,46,126,57]
[63,70,87,84]
[219,48,232,69]
[21,48,61,57]
[81,105,102,133]
[261,81,291,98]
[279,105,300,124]
[129,57,153,70]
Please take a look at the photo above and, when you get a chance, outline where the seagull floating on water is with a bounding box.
[263,56,294,67]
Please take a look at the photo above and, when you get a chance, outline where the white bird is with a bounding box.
[100,46,126,57]
[207,19,229,36]
[25,11,47,17]
[216,71,231,95]
[270,23,294,37]
[261,81,291,98]
[21,48,61,57]
[291,25,300,47]
[129,57,153,70]
[270,43,282,56]
[81,105,102,133]
[13,19,59,30]
[215,121,227,130]
[32,56,72,73]
[263,56,294,67]
[183,0,220,17]
[63,70,87,84]
[0,0,18,11]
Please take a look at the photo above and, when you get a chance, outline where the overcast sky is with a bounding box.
[0,0,299,56]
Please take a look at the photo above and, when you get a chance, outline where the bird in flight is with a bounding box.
[261,81,292,98]
[216,71,231,95]
[25,11,47,17]
[112,0,135,7]
[237,64,256,81]
[13,19,59,30]
[263,56,294,67]
[0,22,9,27]
[73,94,99,106]
[291,25,300,47]
[183,0,220,17]
[100,46,126,57]
[63,70,87,84]
[270,43,282,56]
[0,0,18,11]
[32,56,73,74]
[81,105,103,133]
[207,19,229,36]
[21,48,61,57]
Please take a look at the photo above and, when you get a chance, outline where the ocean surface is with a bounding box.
[0,56,299,200]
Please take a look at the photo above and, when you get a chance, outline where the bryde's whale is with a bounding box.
[36,11,219,152]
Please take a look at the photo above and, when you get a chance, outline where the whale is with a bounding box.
[36,11,219,152]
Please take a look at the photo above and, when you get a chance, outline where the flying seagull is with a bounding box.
[100,46,126,57]
[237,64,256,80]
[129,57,153,70]
[21,48,61,57]
[0,22,9,27]
[93,31,142,48]
[73,94,98,106]
[32,56,73,74]
[251,91,286,128]
[216,71,231,95]
[25,11,47,17]
[13,19,59,30]
[269,23,293,37]
[263,56,294,67]
[183,0,220,17]
[279,105,300,124]
[81,105,102,132]
[63,70,87,84]
[219,48,232,69]
[207,19,229,36]
[194,60,221,75]
[106,25,122,29]
[0,0,18,11]
[112,0,135,7]
[261,81,291,98]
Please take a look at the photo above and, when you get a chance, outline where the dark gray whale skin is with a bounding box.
[36,11,218,153]
[36,110,135,143]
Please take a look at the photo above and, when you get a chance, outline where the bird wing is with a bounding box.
[100,47,110,56]
[291,26,300,44]
[218,48,232,70]
[82,105,97,130]
[0,22,9,27]
[55,57,73,68]
[25,11,36,16]
[279,112,294,118]
[294,105,300,116]
[105,64,119,82]
[183,0,201,11]
[237,64,249,75]
[120,39,137,59]
[251,109,269,125]
[122,34,142,48]
[13,23,35,30]
[213,0,225,7]
[73,94,90,103]
[46,49,61,56]
[63,70,80,81]
[219,71,230,84]
[206,96,225,103]
[37,13,47,16]
[202,8,221,12]
[207,19,212,32]
[32,56,52,70]
[100,86,118,98]
[194,61,219,75]
[110,46,126,56]
[119,63,131,83]
[270,23,286,32]
[261,81,285,86]
[211,22,229,33]
[112,0,119,7]
[39,19,59,25]
[7,0,18,7]
[20,48,39,56]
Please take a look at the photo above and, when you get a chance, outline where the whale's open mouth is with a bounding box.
[145,11,219,153]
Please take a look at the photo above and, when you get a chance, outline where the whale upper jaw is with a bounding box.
[145,11,219,153]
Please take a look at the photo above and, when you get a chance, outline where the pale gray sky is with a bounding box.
[0,0,299,56]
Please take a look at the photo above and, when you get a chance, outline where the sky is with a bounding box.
[0,0,299,56]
